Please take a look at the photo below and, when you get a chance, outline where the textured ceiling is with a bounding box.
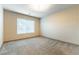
[2,4,75,18]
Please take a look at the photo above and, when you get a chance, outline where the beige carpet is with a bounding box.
[0,37,79,55]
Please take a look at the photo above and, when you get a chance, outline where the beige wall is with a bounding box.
[4,10,40,42]
[41,5,79,45]
[0,5,3,48]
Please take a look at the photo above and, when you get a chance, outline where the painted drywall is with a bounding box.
[4,10,40,42]
[41,5,79,45]
[0,5,3,48]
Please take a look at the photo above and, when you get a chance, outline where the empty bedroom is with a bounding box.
[0,4,79,55]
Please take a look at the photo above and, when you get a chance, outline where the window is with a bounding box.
[17,18,35,34]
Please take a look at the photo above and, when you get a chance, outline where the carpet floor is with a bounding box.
[0,37,79,55]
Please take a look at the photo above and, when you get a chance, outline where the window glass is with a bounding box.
[17,18,35,34]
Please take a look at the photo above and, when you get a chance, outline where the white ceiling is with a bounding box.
[2,4,75,18]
